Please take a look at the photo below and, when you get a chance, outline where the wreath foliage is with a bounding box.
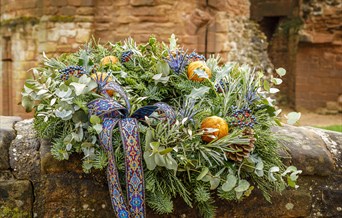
[22,35,301,217]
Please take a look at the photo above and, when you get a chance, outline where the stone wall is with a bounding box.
[0,116,341,217]
[296,0,342,111]
[251,0,342,111]
[0,0,273,118]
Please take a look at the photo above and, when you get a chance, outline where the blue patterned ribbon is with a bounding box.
[87,82,176,218]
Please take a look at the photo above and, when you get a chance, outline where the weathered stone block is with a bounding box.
[276,125,335,176]
[0,180,33,215]
[40,139,83,175]
[9,119,40,180]
[0,116,22,170]
[130,0,154,7]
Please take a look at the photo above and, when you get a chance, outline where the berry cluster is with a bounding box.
[188,51,206,62]
[230,106,257,129]
[59,66,86,80]
[121,50,134,63]
[215,80,229,93]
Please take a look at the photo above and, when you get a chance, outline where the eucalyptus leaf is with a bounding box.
[156,61,170,76]
[144,151,156,170]
[154,153,166,167]
[234,179,250,192]
[70,82,87,96]
[276,68,286,77]
[222,174,237,192]
[93,124,103,134]
[90,115,101,124]
[286,112,301,125]
[272,78,283,85]
[55,109,73,120]
[269,88,280,94]
[268,166,280,181]
[165,153,178,171]
[209,177,220,190]
[197,167,209,181]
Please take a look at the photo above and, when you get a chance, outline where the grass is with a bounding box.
[317,125,342,133]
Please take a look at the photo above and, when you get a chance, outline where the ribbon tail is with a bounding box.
[101,118,131,218]
[119,118,146,218]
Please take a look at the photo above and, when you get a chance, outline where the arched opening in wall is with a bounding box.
[1,37,13,116]
[258,16,283,42]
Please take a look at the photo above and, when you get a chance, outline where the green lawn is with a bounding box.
[317,125,342,133]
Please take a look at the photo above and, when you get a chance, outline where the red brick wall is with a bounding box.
[295,43,342,110]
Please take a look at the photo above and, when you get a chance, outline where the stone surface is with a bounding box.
[276,125,335,176]
[0,118,341,217]
[0,116,22,169]
[0,180,33,215]
[9,119,41,180]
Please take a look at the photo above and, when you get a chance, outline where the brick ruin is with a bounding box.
[0,0,341,118]
[252,0,341,112]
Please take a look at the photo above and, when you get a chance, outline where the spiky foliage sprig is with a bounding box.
[22,35,301,217]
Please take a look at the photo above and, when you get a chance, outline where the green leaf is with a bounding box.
[222,174,237,192]
[234,179,250,192]
[156,61,170,76]
[154,153,166,167]
[169,34,177,51]
[271,78,283,85]
[145,129,153,149]
[197,167,209,181]
[276,68,286,77]
[159,147,173,155]
[144,151,156,170]
[21,96,34,112]
[194,68,208,79]
[286,112,301,125]
[187,86,210,100]
[263,80,270,91]
[268,166,280,181]
[209,177,220,190]
[70,82,87,96]
[90,115,101,124]
[93,124,103,134]
[165,153,178,171]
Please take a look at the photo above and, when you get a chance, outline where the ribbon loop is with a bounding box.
[87,82,177,218]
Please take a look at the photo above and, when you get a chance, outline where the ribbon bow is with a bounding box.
[87,82,176,218]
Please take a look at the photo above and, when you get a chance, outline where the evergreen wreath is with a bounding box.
[21,35,301,218]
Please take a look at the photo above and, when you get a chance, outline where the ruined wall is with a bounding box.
[296,0,342,111]
[251,0,342,111]
[1,116,341,217]
[0,0,94,118]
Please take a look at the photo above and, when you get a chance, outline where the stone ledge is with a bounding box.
[0,116,22,170]
[0,118,341,217]
[275,125,336,176]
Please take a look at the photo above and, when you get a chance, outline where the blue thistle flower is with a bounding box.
[245,89,259,105]
[164,49,188,74]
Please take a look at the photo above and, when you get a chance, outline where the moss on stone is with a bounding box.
[0,205,29,218]
[0,16,39,27]
[49,15,75,22]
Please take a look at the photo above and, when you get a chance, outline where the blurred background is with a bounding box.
[0,0,341,129]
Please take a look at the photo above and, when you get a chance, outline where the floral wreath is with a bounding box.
[22,35,301,217]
